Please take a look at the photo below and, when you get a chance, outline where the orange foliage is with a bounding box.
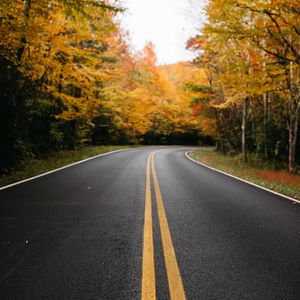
[256,171,300,188]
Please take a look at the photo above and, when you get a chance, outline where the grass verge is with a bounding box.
[0,145,136,188]
[189,148,300,201]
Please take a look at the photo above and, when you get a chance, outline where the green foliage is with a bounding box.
[184,83,210,93]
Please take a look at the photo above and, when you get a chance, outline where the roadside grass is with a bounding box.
[189,148,300,200]
[0,145,136,188]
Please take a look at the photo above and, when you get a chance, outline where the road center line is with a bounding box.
[151,153,186,300]
[142,153,156,300]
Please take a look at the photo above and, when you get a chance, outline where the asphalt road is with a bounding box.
[0,147,300,299]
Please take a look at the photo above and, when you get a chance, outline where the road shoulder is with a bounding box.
[0,147,131,191]
[185,151,300,204]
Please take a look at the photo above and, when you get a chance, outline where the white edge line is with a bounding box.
[185,151,300,205]
[0,148,130,191]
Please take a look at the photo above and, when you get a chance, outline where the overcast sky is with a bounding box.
[119,0,206,65]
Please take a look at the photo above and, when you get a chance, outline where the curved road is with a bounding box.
[0,147,300,299]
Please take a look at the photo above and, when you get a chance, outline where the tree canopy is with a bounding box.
[187,0,300,172]
[0,1,204,172]
[1,0,298,173]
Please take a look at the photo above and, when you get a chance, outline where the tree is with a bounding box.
[188,0,300,170]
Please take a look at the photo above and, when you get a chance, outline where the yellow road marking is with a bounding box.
[142,153,156,300]
[151,153,186,300]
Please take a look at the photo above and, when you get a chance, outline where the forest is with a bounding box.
[188,0,300,172]
[0,0,299,174]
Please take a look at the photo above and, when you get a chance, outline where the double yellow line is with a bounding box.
[142,152,186,300]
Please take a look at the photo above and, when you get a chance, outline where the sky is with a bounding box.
[119,0,206,65]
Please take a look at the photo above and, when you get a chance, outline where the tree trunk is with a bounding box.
[214,108,226,152]
[241,98,248,162]
[263,93,268,159]
[287,62,299,172]
[208,74,227,152]
[288,97,299,172]
[216,82,235,151]
[17,0,32,62]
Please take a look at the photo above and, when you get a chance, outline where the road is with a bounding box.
[0,147,300,299]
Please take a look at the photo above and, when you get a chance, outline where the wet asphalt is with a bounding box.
[0,146,299,299]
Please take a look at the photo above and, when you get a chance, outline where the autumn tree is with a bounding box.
[0,0,210,173]
[188,0,300,171]
[0,0,121,168]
